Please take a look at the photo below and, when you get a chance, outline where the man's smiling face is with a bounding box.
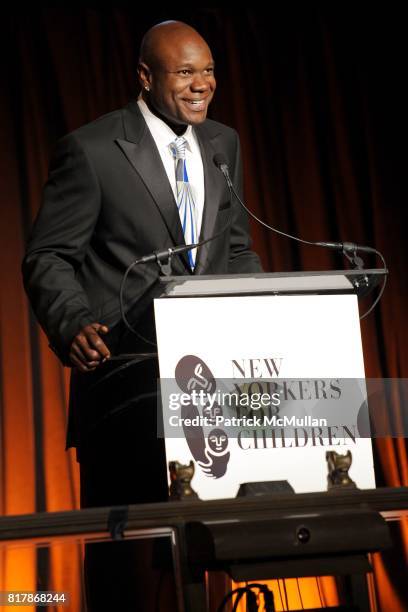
[139,29,216,127]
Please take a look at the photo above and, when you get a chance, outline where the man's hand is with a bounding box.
[69,323,111,372]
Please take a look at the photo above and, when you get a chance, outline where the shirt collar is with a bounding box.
[137,97,194,152]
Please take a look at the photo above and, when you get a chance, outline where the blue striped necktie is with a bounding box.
[170,136,198,269]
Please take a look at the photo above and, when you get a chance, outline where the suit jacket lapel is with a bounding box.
[115,102,191,273]
[193,123,226,274]
[116,101,226,276]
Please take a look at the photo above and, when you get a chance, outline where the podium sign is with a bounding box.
[154,273,377,499]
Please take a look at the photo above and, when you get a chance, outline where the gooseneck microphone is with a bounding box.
[136,243,198,266]
[213,153,379,256]
[135,213,236,267]
[212,152,387,320]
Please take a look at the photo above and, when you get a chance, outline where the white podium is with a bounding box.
[154,270,386,500]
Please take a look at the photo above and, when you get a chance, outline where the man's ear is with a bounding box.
[137,62,152,91]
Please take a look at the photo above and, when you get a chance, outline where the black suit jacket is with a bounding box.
[23,101,262,450]
[23,100,262,364]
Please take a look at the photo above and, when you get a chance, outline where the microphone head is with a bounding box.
[213,153,228,168]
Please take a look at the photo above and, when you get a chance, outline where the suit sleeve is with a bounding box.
[22,133,100,365]
[227,131,263,273]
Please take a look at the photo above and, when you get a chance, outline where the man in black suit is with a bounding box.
[23,20,261,611]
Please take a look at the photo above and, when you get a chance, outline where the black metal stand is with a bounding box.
[176,506,390,611]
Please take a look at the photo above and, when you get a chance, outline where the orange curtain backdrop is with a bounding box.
[0,6,407,610]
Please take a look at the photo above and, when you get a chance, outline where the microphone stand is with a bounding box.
[213,155,387,319]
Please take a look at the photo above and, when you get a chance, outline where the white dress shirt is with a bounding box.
[137,98,205,239]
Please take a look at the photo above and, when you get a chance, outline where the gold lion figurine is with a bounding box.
[169,460,199,501]
[326,450,357,490]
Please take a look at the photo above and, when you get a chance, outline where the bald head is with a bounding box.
[140,21,209,69]
[137,21,216,129]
